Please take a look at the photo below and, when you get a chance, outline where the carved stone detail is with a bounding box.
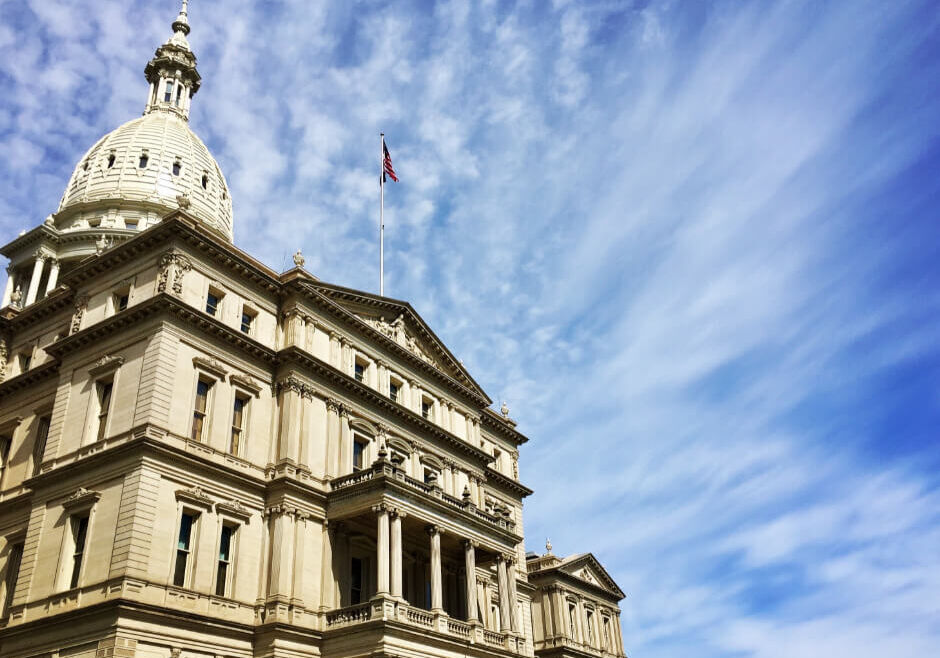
[158,252,193,296]
[70,295,89,334]
[63,487,102,510]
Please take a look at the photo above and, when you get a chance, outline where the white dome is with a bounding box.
[58,111,233,240]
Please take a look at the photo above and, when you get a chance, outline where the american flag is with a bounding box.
[383,140,399,183]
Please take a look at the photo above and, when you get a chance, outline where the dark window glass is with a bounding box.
[191,380,211,441]
[230,395,246,454]
[201,174,209,189]
[215,525,233,596]
[117,294,129,311]
[352,440,365,472]
[96,381,113,441]
[354,362,364,382]
[2,541,23,617]
[240,311,252,333]
[69,515,89,589]
[164,81,173,102]
[421,400,431,419]
[172,161,181,176]
[33,416,50,476]
[107,153,115,168]
[350,557,363,604]
[139,154,148,168]
[205,293,219,316]
[19,354,30,371]
[389,383,399,402]
[173,513,194,587]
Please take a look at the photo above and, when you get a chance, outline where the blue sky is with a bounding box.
[2,0,940,655]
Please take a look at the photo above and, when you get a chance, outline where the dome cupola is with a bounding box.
[53,0,233,241]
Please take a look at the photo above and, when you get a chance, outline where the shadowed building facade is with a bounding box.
[0,4,627,658]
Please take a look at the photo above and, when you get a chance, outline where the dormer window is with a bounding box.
[164,80,174,103]
[107,153,116,169]
[138,151,149,169]
[172,160,182,176]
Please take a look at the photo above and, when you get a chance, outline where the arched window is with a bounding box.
[172,160,182,176]
[139,152,149,169]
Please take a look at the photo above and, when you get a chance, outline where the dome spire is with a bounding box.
[172,0,191,36]
[143,0,202,121]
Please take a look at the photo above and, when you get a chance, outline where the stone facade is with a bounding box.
[0,3,627,658]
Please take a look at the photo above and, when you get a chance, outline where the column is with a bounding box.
[341,339,351,375]
[497,553,511,632]
[507,557,520,632]
[25,254,45,306]
[463,540,478,623]
[442,463,453,495]
[339,407,351,473]
[292,511,307,603]
[325,399,338,479]
[267,506,295,600]
[553,587,568,638]
[470,476,479,506]
[377,361,388,395]
[319,522,334,610]
[390,509,404,598]
[410,380,420,411]
[428,525,443,612]
[2,268,14,307]
[44,258,60,294]
[374,505,390,595]
[146,80,155,108]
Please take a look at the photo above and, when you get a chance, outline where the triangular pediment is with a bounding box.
[307,281,491,404]
[559,554,624,598]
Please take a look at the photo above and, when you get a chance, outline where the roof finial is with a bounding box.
[172,0,191,36]
[546,538,553,554]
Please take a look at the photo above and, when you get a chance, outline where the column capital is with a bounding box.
[32,249,49,262]
[326,397,339,413]
[372,502,391,515]
[426,524,443,537]
[462,538,479,549]
[389,508,407,520]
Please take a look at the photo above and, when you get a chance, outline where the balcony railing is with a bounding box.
[330,458,516,534]
[323,597,522,652]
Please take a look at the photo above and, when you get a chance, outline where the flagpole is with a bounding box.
[380,132,385,297]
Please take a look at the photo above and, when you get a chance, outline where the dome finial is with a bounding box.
[172,0,191,36]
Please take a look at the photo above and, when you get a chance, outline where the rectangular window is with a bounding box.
[421,398,432,420]
[568,602,578,639]
[18,354,30,372]
[205,292,220,316]
[125,218,139,230]
[215,524,235,597]
[114,292,129,312]
[164,81,173,102]
[96,380,113,442]
[240,308,254,334]
[2,541,23,618]
[191,379,212,441]
[350,556,363,604]
[389,382,399,402]
[0,437,10,487]
[354,360,365,382]
[586,610,595,645]
[33,415,50,476]
[230,394,248,455]
[603,617,612,650]
[69,515,89,589]
[423,467,438,485]
[173,512,196,587]
[352,438,367,472]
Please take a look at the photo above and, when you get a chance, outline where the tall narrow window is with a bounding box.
[421,398,432,420]
[2,541,23,618]
[205,290,221,316]
[350,557,363,604]
[215,524,235,596]
[0,436,10,488]
[69,514,89,589]
[191,379,211,441]
[96,380,113,442]
[173,512,195,587]
[603,617,612,650]
[175,84,184,107]
[107,152,116,169]
[32,415,50,476]
[113,291,129,312]
[240,306,255,334]
[354,360,365,382]
[389,381,399,402]
[568,602,578,639]
[230,394,247,455]
[201,173,209,189]
[18,353,30,372]
[164,80,173,102]
[352,438,367,472]
[172,160,181,176]
[586,609,595,645]
[138,152,149,169]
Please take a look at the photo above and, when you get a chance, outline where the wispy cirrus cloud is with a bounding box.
[1,0,939,656]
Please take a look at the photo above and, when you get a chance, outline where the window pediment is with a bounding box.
[88,355,124,377]
[63,487,101,511]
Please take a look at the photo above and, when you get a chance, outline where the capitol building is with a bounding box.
[0,4,627,658]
